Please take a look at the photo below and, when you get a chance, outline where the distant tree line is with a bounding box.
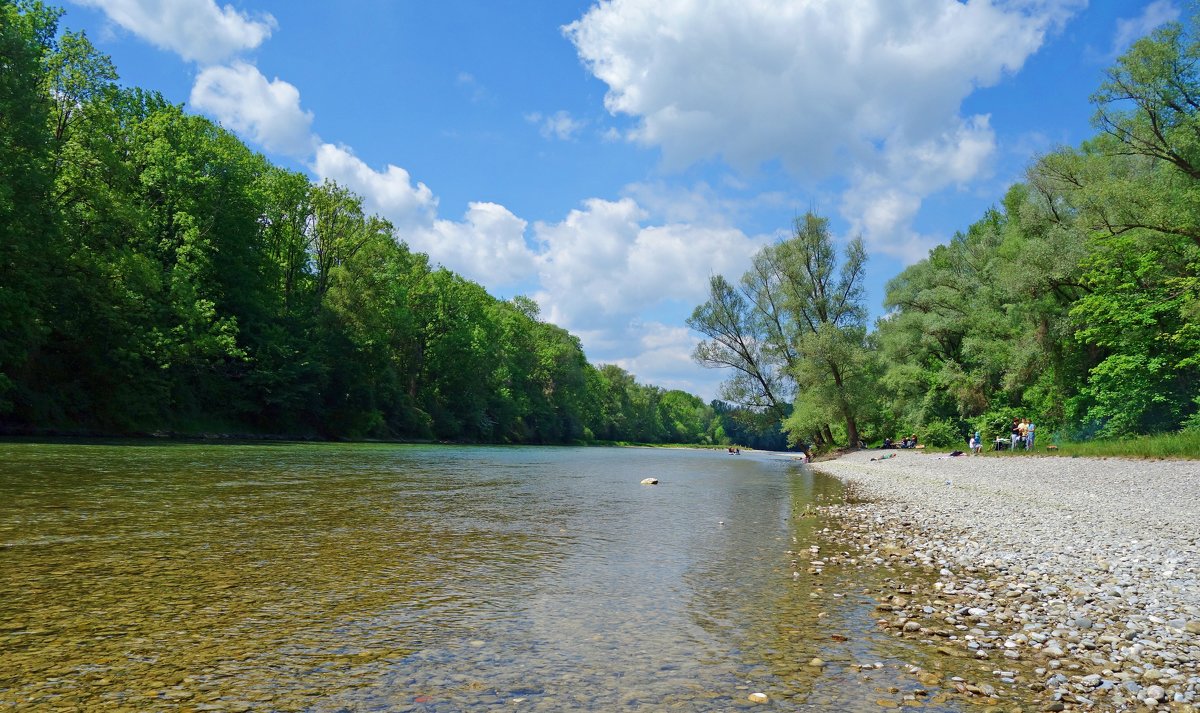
[691,20,1199,448]
[1,1,793,447]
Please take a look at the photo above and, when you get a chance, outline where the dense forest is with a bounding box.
[10,3,1194,452]
[0,1,790,446]
[691,18,1200,448]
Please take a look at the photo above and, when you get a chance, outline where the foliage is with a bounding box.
[916,419,965,449]
[0,3,712,445]
[691,212,871,448]
[691,21,1200,449]
[710,401,791,451]
[0,0,59,413]
[8,3,1197,449]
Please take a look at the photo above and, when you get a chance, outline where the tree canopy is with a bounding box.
[694,20,1200,448]
[0,1,742,446]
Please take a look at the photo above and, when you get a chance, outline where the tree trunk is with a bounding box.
[843,410,859,448]
[829,362,859,447]
[822,423,835,446]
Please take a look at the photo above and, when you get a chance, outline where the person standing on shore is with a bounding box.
[1010,418,1021,451]
[973,429,982,454]
[1018,418,1029,450]
[1025,420,1035,451]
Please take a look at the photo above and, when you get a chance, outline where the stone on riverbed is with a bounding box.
[810,449,1200,709]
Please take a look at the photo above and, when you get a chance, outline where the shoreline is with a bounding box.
[812,450,1199,711]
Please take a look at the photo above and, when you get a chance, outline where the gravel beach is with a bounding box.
[812,449,1200,711]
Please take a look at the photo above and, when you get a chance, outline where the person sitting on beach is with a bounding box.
[900,436,911,449]
[882,437,894,448]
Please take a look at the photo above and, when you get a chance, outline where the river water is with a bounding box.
[0,443,1038,711]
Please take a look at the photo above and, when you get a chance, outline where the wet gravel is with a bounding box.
[813,450,1200,711]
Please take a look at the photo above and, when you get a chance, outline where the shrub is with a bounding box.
[918,418,964,448]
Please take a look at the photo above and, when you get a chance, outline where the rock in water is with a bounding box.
[640,477,659,485]
[748,692,769,704]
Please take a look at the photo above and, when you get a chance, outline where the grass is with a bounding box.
[988,430,1200,460]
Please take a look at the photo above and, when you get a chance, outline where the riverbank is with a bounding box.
[812,450,1200,710]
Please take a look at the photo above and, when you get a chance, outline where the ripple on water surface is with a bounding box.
[0,442,1046,711]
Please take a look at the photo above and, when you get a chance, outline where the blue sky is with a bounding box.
[61,0,1184,401]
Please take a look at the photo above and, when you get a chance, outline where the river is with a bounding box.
[0,442,1039,711]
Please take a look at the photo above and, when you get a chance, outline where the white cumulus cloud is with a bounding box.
[190,62,315,158]
[72,0,275,64]
[526,194,769,402]
[313,144,535,287]
[411,204,538,287]
[610,322,719,397]
[841,114,997,258]
[313,143,438,229]
[532,196,765,332]
[565,0,1084,255]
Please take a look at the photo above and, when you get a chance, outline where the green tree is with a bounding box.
[689,274,787,410]
[691,213,871,447]
[0,0,58,415]
[773,214,871,446]
[0,1,711,443]
[657,389,714,443]
[1021,19,1200,435]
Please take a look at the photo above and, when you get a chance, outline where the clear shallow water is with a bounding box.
[0,443,1038,711]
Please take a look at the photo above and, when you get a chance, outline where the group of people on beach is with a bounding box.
[1009,417,1035,451]
[965,418,1036,453]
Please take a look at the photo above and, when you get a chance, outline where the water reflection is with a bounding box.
[0,443,1040,711]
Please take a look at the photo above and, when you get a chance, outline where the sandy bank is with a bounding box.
[811,450,1200,710]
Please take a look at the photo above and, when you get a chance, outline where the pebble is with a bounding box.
[814,450,1200,712]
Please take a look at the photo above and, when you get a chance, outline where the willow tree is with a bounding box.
[688,274,787,411]
[690,212,871,447]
